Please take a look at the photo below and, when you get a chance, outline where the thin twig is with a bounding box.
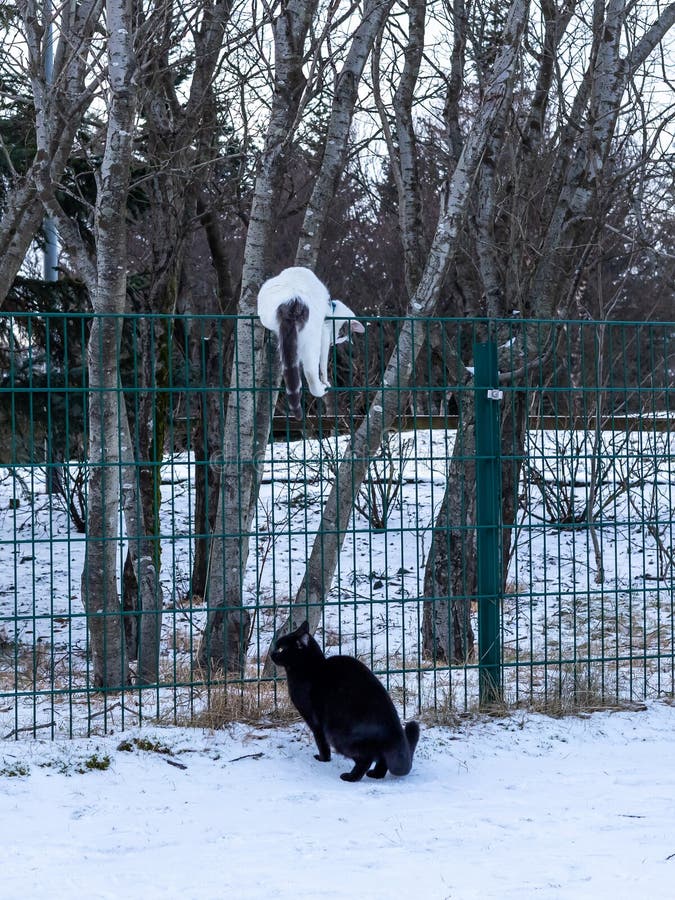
[3,721,56,740]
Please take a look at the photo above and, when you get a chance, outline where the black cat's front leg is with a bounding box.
[311,727,331,762]
[340,757,372,782]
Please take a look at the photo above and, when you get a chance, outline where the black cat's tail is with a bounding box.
[386,721,420,776]
[405,721,420,758]
[276,298,309,420]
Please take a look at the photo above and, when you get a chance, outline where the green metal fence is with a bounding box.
[0,313,673,737]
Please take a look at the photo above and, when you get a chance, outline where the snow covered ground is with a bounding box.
[1,425,674,735]
[2,427,674,897]
[3,701,675,900]
[0,431,675,737]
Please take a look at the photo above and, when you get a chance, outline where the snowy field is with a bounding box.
[1,426,674,736]
[1,426,674,898]
[3,702,675,900]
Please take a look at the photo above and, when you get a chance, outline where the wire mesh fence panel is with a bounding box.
[0,313,672,737]
[502,321,675,710]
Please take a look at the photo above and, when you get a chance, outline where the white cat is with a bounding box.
[257,266,365,419]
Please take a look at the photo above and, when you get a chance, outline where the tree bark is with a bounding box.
[295,0,395,267]
[82,316,128,688]
[527,1,675,320]
[0,0,103,307]
[392,0,428,296]
[423,0,675,666]
[198,0,394,673]
[198,0,319,673]
[80,0,138,689]
[264,0,532,672]
[114,0,235,677]
[422,376,476,664]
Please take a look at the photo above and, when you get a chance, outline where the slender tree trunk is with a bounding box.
[0,200,45,307]
[422,383,477,663]
[115,0,234,677]
[527,1,675,320]
[187,197,237,597]
[198,0,319,673]
[0,0,104,307]
[119,402,164,683]
[82,317,128,687]
[190,323,227,600]
[295,0,395,267]
[81,0,137,689]
[422,364,528,662]
[264,0,532,672]
[422,0,675,668]
[421,39,516,662]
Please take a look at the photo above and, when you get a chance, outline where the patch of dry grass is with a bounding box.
[187,680,299,729]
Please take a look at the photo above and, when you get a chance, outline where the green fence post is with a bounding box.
[474,339,503,707]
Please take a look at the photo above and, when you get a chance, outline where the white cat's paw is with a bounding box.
[308,384,327,399]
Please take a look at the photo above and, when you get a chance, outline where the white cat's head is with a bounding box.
[329,299,365,344]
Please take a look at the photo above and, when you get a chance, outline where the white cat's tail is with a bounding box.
[277,299,309,420]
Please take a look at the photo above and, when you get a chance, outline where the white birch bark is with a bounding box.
[81,0,138,689]
[425,0,675,664]
[0,0,103,306]
[295,0,395,267]
[392,0,427,296]
[200,0,392,673]
[528,0,675,319]
[198,0,320,673]
[264,0,532,668]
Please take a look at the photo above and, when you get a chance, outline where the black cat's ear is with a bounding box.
[296,621,310,648]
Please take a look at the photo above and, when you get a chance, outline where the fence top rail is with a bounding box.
[0,311,674,329]
[270,414,674,439]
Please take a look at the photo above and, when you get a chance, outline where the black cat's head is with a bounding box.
[271,620,318,668]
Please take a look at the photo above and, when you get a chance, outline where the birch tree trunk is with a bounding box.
[113,0,234,680]
[198,0,319,673]
[263,0,532,670]
[372,0,427,299]
[294,0,395,268]
[197,0,396,673]
[80,0,138,689]
[423,0,675,663]
[527,1,675,320]
[0,0,103,306]
[421,0,516,661]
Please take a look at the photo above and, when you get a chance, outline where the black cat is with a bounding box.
[271,621,420,782]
